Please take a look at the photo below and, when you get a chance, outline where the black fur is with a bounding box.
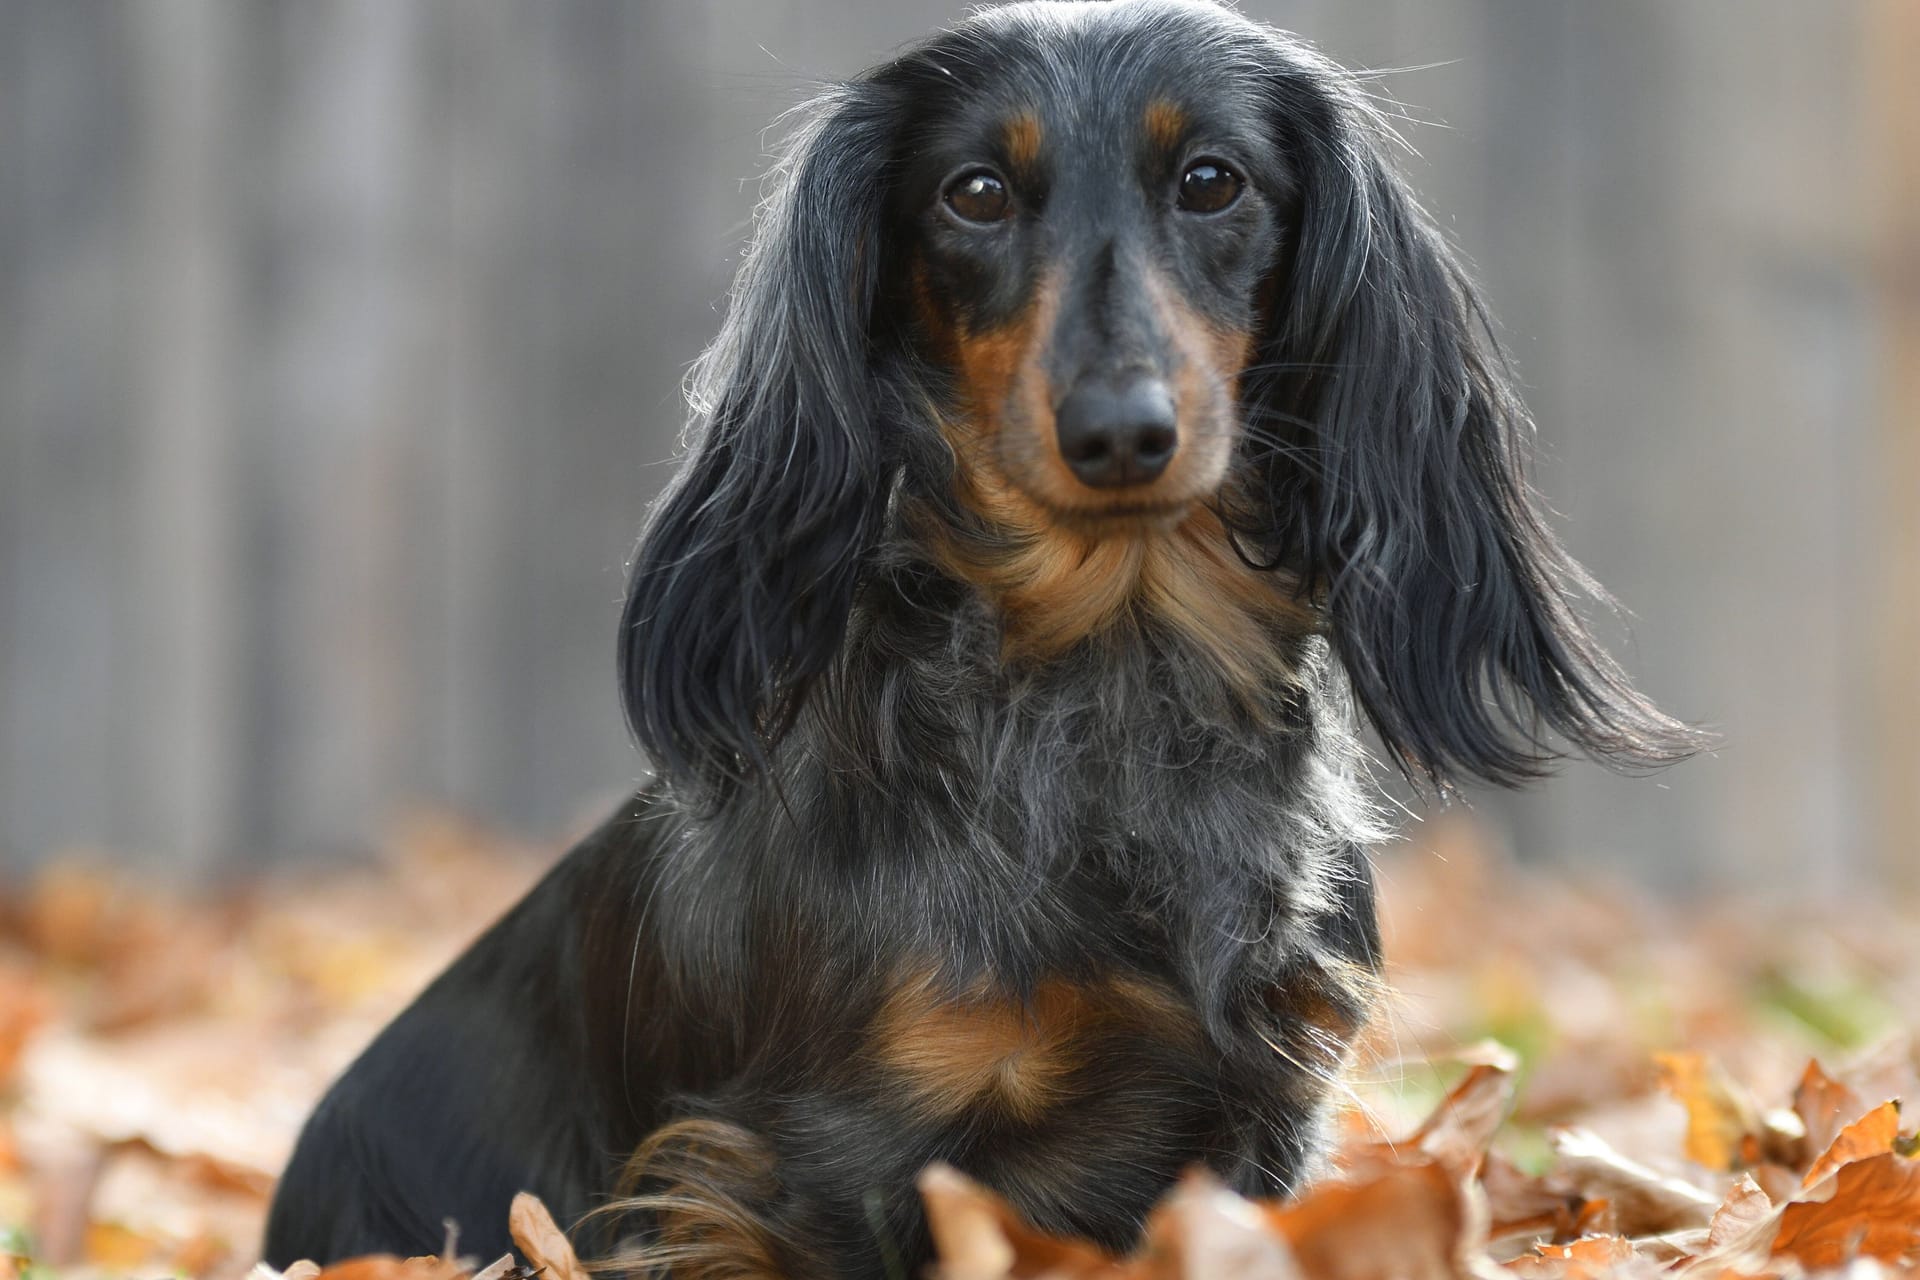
[1239,50,1689,788]
[267,3,1702,1274]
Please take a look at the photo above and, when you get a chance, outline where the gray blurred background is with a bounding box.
[2,1,1916,890]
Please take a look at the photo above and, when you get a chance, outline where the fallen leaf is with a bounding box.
[1791,1060,1867,1163]
[250,1252,473,1280]
[250,1262,324,1280]
[0,968,47,1088]
[1657,1052,1759,1172]
[82,1220,160,1271]
[1482,1154,1604,1248]
[920,1163,1123,1280]
[1143,1172,1301,1280]
[1705,1175,1772,1252]
[1507,1233,1640,1280]
[469,1254,523,1280]
[1548,1128,1719,1235]
[1262,1160,1475,1280]
[1409,1046,1521,1178]
[171,1231,232,1277]
[337,1260,461,1280]
[508,1192,589,1280]
[1770,1152,1920,1267]
[1800,1099,1900,1188]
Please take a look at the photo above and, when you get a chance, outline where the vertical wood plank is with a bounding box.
[0,0,24,866]
[1865,0,1920,887]
[125,0,246,872]
[239,0,430,859]
[2,2,138,868]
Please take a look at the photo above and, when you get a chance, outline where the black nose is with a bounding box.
[1054,377,1178,489]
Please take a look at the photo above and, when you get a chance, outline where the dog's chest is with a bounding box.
[858,967,1234,1246]
[864,970,1203,1119]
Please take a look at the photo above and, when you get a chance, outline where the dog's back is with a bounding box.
[265,808,645,1262]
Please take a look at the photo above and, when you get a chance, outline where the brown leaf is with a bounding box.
[265,1257,470,1280]
[1800,1099,1900,1188]
[1705,1175,1773,1252]
[108,1134,276,1199]
[1262,1159,1474,1280]
[0,966,48,1087]
[469,1254,524,1280]
[920,1163,1125,1280]
[508,1192,589,1280]
[1506,1234,1640,1280]
[1770,1152,1920,1267]
[1481,1154,1603,1248]
[1548,1127,1719,1235]
[1409,1047,1520,1179]
[84,1220,165,1271]
[312,1258,470,1280]
[1791,1060,1867,1164]
[1142,1172,1301,1280]
[1657,1052,1759,1172]
[248,1263,323,1280]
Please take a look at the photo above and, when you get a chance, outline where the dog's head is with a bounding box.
[623,0,1704,792]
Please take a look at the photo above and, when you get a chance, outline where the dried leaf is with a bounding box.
[1142,1172,1301,1280]
[0,968,48,1087]
[304,1257,470,1280]
[1657,1052,1759,1172]
[1548,1127,1719,1235]
[1705,1175,1773,1252]
[508,1192,589,1280]
[1800,1099,1901,1188]
[1409,1047,1520,1178]
[1507,1234,1641,1280]
[920,1163,1123,1280]
[83,1220,162,1271]
[1791,1060,1868,1163]
[1262,1160,1475,1280]
[249,1262,323,1280]
[1482,1154,1603,1248]
[1770,1152,1920,1267]
[469,1254,522,1280]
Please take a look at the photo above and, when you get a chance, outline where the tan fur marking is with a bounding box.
[1144,99,1189,154]
[1003,111,1043,174]
[871,973,1199,1122]
[934,251,1305,694]
[1261,959,1384,1076]
[591,1119,788,1280]
[1137,505,1307,691]
[948,273,1059,449]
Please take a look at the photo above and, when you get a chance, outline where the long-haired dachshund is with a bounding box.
[266,1,1701,1274]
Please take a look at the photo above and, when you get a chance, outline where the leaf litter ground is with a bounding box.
[2,812,1917,1279]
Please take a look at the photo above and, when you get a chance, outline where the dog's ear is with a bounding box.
[620,88,897,791]
[1245,56,1707,789]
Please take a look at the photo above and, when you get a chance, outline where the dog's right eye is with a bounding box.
[943,169,1012,224]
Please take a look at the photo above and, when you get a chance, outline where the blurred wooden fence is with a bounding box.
[1,1,1913,887]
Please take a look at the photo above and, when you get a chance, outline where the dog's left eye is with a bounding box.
[943,169,1012,224]
[1177,160,1242,214]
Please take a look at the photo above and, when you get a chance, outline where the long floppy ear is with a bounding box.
[619,87,898,790]
[1246,53,1708,789]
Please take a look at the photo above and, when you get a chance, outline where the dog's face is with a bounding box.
[899,48,1281,529]
[620,0,1704,794]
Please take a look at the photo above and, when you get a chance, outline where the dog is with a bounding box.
[264,2,1701,1274]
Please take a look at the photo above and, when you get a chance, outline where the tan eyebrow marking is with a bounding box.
[1002,111,1043,173]
[1144,98,1189,153]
